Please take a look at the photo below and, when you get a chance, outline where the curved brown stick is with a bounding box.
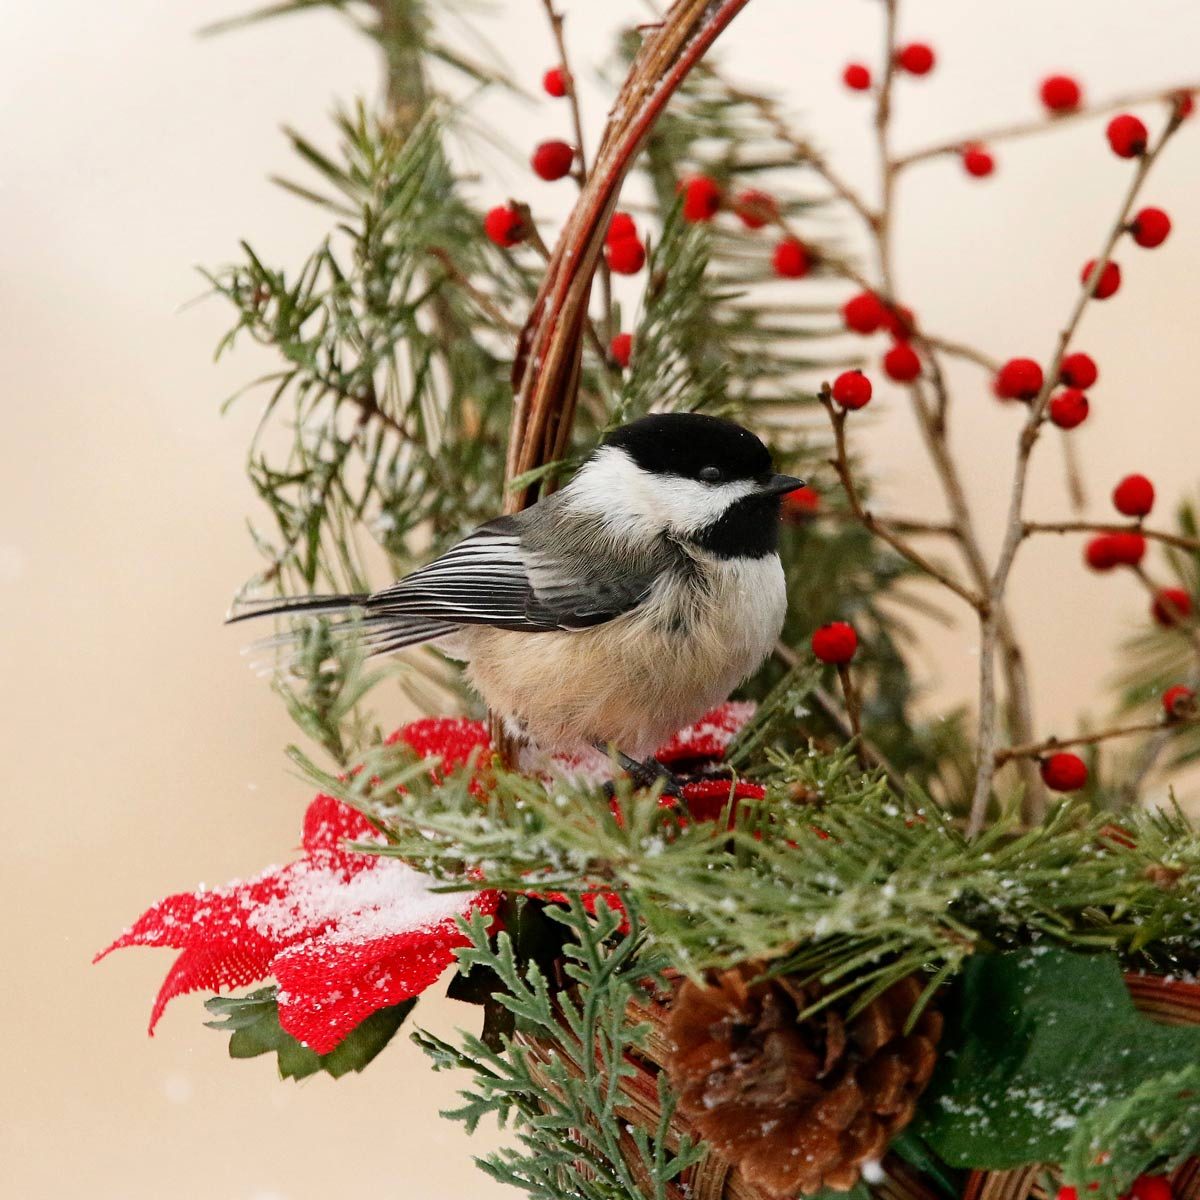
[505,0,753,514]
[491,0,753,758]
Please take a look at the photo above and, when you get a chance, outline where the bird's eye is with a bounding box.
[698,465,722,483]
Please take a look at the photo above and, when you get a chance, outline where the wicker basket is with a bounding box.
[519,973,1200,1200]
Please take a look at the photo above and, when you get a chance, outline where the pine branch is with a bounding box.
[415,902,705,1200]
[295,738,1200,1003]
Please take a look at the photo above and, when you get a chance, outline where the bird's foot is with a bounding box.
[595,743,685,800]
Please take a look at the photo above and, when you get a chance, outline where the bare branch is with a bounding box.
[819,387,986,610]
[893,83,1197,169]
[1024,520,1200,554]
[996,715,1200,765]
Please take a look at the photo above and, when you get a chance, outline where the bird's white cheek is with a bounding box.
[640,476,759,534]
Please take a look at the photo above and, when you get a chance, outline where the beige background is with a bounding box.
[4,1,1200,1197]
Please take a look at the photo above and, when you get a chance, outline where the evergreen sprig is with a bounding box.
[414,900,705,1200]
[292,737,1200,1014]
[1064,1065,1200,1198]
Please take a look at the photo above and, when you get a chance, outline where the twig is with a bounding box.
[516,204,615,374]
[773,641,906,791]
[812,510,958,537]
[699,63,880,231]
[995,715,1200,765]
[1059,430,1089,513]
[920,334,1000,374]
[893,83,1198,169]
[874,0,900,293]
[969,111,1185,833]
[819,386,985,610]
[1130,564,1200,655]
[538,0,614,342]
[863,0,1045,821]
[1122,659,1200,802]
[1024,520,1200,554]
[836,663,864,769]
[507,0,754,511]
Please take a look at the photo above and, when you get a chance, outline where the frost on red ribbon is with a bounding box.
[656,700,755,766]
[97,718,497,1055]
[99,706,757,1054]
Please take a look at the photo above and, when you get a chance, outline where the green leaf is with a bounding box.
[1062,1065,1200,1198]
[809,1182,872,1200]
[915,950,1200,1169]
[204,987,415,1081]
[888,1129,965,1200]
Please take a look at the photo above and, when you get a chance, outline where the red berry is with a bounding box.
[1085,536,1119,572]
[483,204,524,248]
[1059,352,1098,389]
[782,485,820,520]
[1174,91,1196,120]
[1081,259,1121,300]
[606,237,646,275]
[772,237,810,278]
[1049,388,1089,429]
[962,145,995,178]
[884,342,921,382]
[1041,752,1088,792]
[843,291,886,334]
[1057,1189,1080,1200]
[1153,587,1193,627]
[1163,685,1196,719]
[896,42,935,75]
[1131,1177,1173,1200]
[531,140,575,181]
[995,358,1044,401]
[1040,75,1082,113]
[832,370,873,410]
[1109,531,1147,566]
[843,63,872,91]
[606,212,638,245]
[812,621,858,665]
[1106,113,1148,158]
[609,332,633,369]
[881,304,916,340]
[1112,473,1155,517]
[733,188,778,230]
[682,175,722,223]
[543,67,568,98]
[1130,206,1171,249]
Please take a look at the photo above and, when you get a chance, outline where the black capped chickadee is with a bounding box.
[231,412,802,774]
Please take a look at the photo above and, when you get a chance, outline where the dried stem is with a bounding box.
[995,715,1200,765]
[538,0,614,341]
[968,112,1183,832]
[1024,520,1200,554]
[1130,565,1200,655]
[894,82,1198,169]
[773,641,906,791]
[836,662,864,758]
[819,387,984,609]
[700,63,880,231]
[507,0,753,512]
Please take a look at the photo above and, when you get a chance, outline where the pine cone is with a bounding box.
[664,965,942,1198]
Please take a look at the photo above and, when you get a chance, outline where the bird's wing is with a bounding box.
[366,513,677,632]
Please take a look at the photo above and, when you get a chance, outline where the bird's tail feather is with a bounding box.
[225,593,370,625]
[229,592,459,671]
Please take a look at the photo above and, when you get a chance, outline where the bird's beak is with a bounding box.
[760,474,806,497]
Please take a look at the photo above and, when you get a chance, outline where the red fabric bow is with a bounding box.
[99,706,759,1054]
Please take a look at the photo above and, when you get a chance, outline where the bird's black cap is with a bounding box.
[603,412,773,484]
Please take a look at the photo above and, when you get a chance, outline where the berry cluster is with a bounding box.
[483,47,1197,806]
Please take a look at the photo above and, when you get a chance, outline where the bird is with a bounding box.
[230,412,802,782]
